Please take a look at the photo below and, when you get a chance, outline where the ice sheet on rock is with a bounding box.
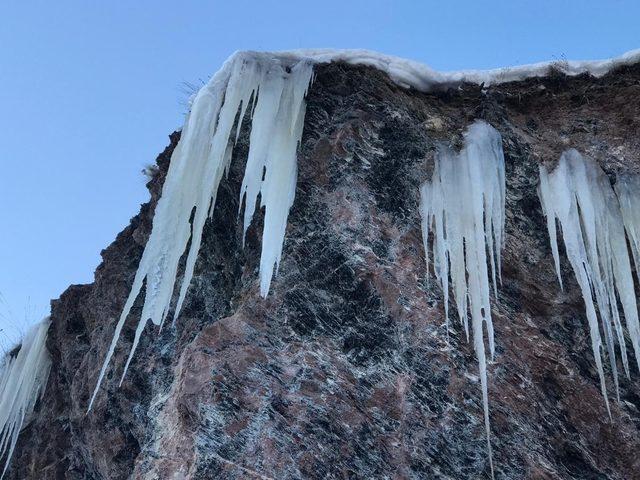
[419,120,505,477]
[0,318,51,478]
[89,52,313,410]
[538,150,640,414]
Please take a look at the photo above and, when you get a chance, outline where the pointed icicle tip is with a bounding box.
[89,52,314,407]
[538,149,640,412]
[419,120,505,477]
[0,318,51,478]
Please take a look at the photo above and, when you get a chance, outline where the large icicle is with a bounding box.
[0,318,51,478]
[538,150,640,414]
[419,120,505,477]
[89,53,314,409]
[615,175,640,374]
[615,174,640,289]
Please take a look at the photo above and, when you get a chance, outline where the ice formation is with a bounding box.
[615,175,640,285]
[538,150,640,414]
[88,46,640,411]
[0,318,51,478]
[89,52,314,409]
[419,120,505,476]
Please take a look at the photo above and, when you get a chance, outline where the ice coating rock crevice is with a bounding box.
[538,150,640,414]
[89,52,314,410]
[0,318,51,478]
[419,120,506,477]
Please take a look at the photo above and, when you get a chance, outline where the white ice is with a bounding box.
[615,174,640,290]
[420,120,505,477]
[0,318,51,478]
[89,53,313,409]
[538,150,640,415]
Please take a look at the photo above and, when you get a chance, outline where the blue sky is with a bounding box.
[0,0,638,347]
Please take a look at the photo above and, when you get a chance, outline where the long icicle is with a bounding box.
[0,318,51,478]
[420,120,506,478]
[89,53,313,410]
[539,150,640,414]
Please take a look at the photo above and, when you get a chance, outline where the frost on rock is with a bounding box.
[0,318,51,478]
[89,52,314,409]
[419,120,505,476]
[538,150,640,414]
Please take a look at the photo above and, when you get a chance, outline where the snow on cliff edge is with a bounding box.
[252,47,640,91]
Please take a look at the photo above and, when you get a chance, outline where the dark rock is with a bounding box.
[6,61,640,479]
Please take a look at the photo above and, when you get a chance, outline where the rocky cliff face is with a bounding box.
[6,61,640,479]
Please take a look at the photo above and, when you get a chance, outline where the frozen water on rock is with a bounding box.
[0,318,51,478]
[616,175,640,381]
[615,175,640,287]
[88,45,640,415]
[89,52,314,409]
[419,120,505,477]
[538,150,640,415]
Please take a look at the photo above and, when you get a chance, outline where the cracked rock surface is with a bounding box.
[6,61,640,479]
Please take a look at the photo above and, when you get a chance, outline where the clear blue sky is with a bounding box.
[0,0,638,347]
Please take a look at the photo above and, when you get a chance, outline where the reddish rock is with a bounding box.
[5,62,640,479]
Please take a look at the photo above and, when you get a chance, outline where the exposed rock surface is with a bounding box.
[5,61,640,479]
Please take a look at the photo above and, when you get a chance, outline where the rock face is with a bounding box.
[5,61,640,479]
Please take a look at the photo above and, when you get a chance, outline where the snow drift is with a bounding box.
[539,150,640,414]
[419,120,506,476]
[0,318,51,478]
[243,47,640,92]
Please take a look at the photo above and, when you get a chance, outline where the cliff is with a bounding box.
[5,56,640,479]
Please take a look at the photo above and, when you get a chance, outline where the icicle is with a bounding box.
[538,150,640,414]
[419,120,505,478]
[89,53,314,410]
[615,175,640,285]
[0,318,51,478]
[615,174,640,374]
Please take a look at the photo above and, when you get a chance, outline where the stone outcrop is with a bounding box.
[5,60,640,479]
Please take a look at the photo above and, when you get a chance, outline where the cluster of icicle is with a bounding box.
[0,318,51,478]
[419,120,506,477]
[87,47,640,410]
[539,150,640,414]
[78,49,640,479]
[89,53,314,409]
